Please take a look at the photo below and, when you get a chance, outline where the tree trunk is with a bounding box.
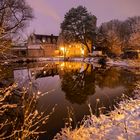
[84,43,91,53]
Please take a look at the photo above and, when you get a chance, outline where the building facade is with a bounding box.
[27,34,59,57]
[58,42,93,58]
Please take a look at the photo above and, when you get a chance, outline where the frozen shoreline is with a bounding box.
[1,57,140,70]
[54,82,140,140]
[107,59,140,69]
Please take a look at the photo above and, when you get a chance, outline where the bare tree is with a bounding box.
[96,17,140,57]
[0,0,33,52]
[96,20,123,57]
[123,16,140,49]
[0,84,55,140]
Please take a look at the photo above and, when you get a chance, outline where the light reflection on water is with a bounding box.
[0,62,139,140]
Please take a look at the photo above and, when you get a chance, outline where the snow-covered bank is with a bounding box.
[107,59,140,69]
[54,82,140,140]
[1,57,140,70]
[36,57,140,68]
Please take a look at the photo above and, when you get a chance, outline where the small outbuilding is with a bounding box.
[123,46,140,59]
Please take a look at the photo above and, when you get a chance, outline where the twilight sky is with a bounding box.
[26,0,140,35]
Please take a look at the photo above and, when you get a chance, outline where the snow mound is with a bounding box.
[54,82,140,140]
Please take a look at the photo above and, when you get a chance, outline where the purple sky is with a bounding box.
[26,0,140,36]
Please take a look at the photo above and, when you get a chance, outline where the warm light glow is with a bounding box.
[60,47,66,54]
[81,49,84,55]
[60,62,65,70]
[60,47,64,51]
[59,43,86,57]
[43,71,46,74]
[60,62,65,67]
[37,91,41,95]
[42,38,46,43]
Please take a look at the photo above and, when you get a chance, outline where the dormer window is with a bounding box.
[53,38,56,44]
[47,38,51,43]
[42,37,46,43]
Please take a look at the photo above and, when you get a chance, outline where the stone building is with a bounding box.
[11,44,27,58]
[27,34,59,57]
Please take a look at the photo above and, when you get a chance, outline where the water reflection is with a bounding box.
[95,67,137,89]
[0,62,139,140]
[60,64,95,104]
[0,62,139,104]
[0,64,14,87]
[95,67,138,98]
[56,62,139,104]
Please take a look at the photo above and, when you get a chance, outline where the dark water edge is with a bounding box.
[0,61,140,140]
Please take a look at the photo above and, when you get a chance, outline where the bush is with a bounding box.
[98,57,107,65]
[0,84,55,139]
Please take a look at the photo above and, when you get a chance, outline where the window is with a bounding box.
[52,38,56,44]
[47,38,51,43]
[42,37,46,43]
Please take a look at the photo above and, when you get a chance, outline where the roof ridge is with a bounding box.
[34,33,58,37]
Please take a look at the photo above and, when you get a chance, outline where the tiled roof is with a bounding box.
[34,34,58,44]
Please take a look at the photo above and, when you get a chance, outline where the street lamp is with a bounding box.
[60,46,66,60]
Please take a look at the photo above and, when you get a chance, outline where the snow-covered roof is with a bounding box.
[11,47,27,50]
[11,45,27,50]
[34,34,58,43]
[28,45,42,49]
[29,34,58,44]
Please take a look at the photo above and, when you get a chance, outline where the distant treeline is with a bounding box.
[95,16,140,57]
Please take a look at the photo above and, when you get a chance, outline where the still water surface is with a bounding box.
[1,61,139,140]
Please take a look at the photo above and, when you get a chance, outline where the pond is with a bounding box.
[0,61,139,140]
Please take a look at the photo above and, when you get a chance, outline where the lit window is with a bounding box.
[42,37,46,43]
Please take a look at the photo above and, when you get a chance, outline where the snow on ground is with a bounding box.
[107,59,128,67]
[107,59,140,69]
[2,56,140,70]
[37,58,140,69]
[54,82,140,140]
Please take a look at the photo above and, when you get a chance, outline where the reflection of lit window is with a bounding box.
[37,91,41,95]
[43,71,46,74]
[60,62,64,67]
[31,72,35,76]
